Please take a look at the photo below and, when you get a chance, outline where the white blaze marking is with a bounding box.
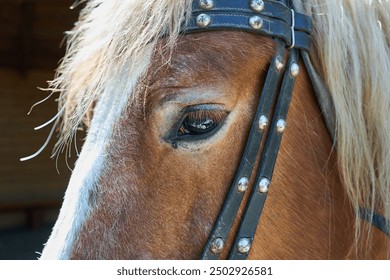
[40,47,152,259]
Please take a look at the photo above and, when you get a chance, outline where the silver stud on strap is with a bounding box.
[275,56,284,72]
[237,238,251,254]
[250,0,265,12]
[258,115,269,131]
[210,237,224,254]
[276,119,287,134]
[237,177,249,193]
[290,62,300,77]
[258,178,270,194]
[196,14,211,28]
[199,0,214,10]
[249,15,263,30]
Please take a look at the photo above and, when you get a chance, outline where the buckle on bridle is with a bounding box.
[288,9,295,49]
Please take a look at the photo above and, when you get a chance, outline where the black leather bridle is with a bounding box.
[182,0,390,260]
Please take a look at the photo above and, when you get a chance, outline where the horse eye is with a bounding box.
[177,109,227,137]
[179,114,217,136]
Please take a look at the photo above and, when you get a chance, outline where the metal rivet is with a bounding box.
[199,0,214,10]
[196,14,211,28]
[259,178,270,194]
[276,119,286,134]
[210,238,224,254]
[258,115,269,131]
[250,0,265,12]
[237,177,249,193]
[290,62,300,77]
[275,56,284,72]
[237,238,251,254]
[249,16,263,30]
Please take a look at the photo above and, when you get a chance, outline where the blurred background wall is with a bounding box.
[0,0,82,259]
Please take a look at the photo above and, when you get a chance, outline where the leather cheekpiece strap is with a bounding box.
[229,48,300,259]
[200,39,287,260]
[301,51,337,142]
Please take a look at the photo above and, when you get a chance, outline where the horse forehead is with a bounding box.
[160,33,271,71]
[147,32,275,94]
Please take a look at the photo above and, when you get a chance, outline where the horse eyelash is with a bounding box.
[183,109,227,124]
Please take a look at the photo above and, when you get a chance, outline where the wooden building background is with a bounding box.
[0,0,83,236]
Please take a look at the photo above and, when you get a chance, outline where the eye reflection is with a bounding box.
[179,112,218,136]
[175,108,228,140]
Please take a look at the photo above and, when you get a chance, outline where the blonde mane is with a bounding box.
[48,0,193,155]
[48,0,389,257]
[294,0,390,256]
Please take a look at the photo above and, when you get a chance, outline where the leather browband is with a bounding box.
[186,0,312,51]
